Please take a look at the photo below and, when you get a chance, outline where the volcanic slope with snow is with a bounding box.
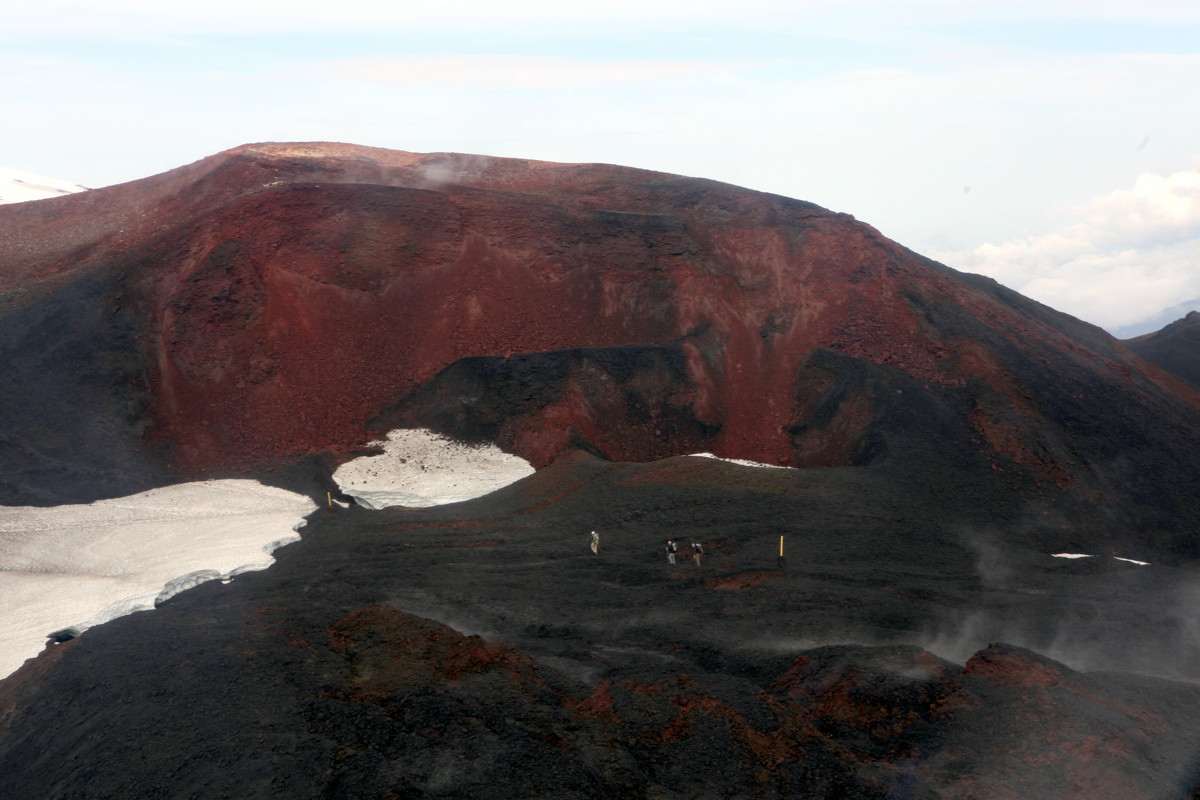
[0,166,87,204]
[3,141,1200,563]
[0,429,543,680]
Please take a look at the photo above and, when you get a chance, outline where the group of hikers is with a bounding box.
[588,531,703,565]
[665,539,704,566]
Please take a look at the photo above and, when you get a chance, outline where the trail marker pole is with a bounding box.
[777,535,787,571]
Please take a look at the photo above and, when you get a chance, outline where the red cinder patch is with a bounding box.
[703,571,788,590]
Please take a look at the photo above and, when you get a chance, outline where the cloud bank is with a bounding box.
[929,164,1200,332]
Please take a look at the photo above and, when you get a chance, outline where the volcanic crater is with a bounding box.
[2,143,1200,799]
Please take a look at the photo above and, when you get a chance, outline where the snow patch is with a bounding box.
[333,429,534,509]
[1051,553,1151,566]
[0,480,315,679]
[690,452,795,469]
[0,166,88,204]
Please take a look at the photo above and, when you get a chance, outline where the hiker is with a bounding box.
[590,530,600,555]
[665,539,677,565]
[691,541,703,566]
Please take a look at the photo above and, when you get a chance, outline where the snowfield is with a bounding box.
[0,432,823,680]
[333,429,535,509]
[0,429,540,680]
[0,480,314,679]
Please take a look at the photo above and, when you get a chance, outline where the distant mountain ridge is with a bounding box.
[1111,298,1200,339]
[1127,311,1200,389]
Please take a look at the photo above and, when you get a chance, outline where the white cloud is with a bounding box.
[929,164,1200,331]
[1077,169,1200,247]
[320,55,754,90]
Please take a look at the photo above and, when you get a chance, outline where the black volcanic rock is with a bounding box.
[0,269,170,505]
[1126,311,1200,390]
[380,345,722,463]
[3,454,1200,799]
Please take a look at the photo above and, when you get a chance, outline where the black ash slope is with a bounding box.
[3,453,1200,799]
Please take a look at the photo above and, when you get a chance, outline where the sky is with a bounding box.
[2,0,1198,333]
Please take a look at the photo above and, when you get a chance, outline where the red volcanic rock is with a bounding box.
[964,641,1067,688]
[326,603,547,700]
[931,644,1189,800]
[3,141,1200,552]
[702,570,788,590]
[766,643,1200,799]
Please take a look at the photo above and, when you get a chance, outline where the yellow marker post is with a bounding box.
[327,491,333,509]
[779,535,784,558]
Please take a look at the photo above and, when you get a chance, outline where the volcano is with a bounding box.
[2,143,1200,798]
[4,142,1200,551]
